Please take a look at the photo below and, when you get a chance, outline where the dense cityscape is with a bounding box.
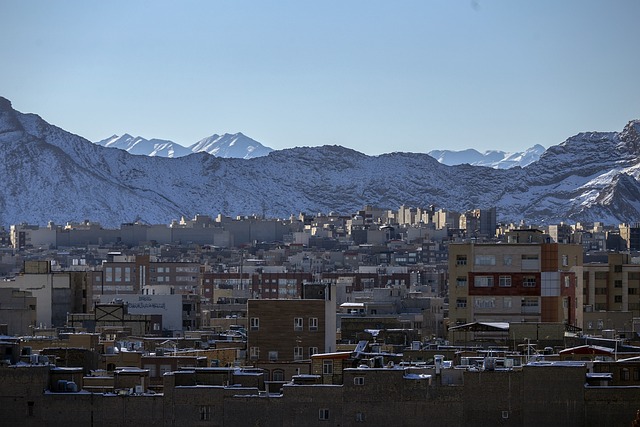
[2,205,640,425]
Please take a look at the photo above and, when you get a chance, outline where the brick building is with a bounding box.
[247,284,337,374]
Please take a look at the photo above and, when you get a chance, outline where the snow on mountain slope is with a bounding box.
[96,134,193,158]
[2,96,640,227]
[95,132,272,159]
[189,133,273,159]
[429,144,545,169]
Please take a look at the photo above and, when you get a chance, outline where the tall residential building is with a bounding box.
[479,207,497,237]
[583,252,640,317]
[448,242,583,328]
[619,223,640,251]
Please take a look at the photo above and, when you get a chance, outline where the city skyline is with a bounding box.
[2,1,639,155]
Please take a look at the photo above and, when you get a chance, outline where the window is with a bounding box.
[456,298,467,308]
[144,364,157,377]
[323,360,333,375]
[503,297,512,309]
[522,276,537,287]
[503,255,512,266]
[355,412,366,422]
[105,267,113,282]
[309,347,318,357]
[614,265,623,273]
[272,370,285,381]
[200,406,211,421]
[562,254,569,267]
[474,297,496,309]
[115,267,122,282]
[27,401,34,417]
[309,317,318,331]
[622,368,630,381]
[269,351,278,361]
[614,280,623,288]
[250,347,259,360]
[475,255,496,266]
[456,277,467,287]
[474,276,494,287]
[521,254,539,269]
[294,347,303,361]
[354,376,365,385]
[615,295,623,303]
[294,317,303,331]
[176,266,199,273]
[499,276,512,287]
[159,364,172,376]
[630,288,638,295]
[521,298,539,307]
[319,409,330,420]
[456,255,467,266]
[250,317,259,330]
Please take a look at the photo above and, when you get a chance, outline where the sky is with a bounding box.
[1,1,639,155]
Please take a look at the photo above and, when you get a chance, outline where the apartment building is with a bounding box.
[583,253,640,335]
[93,254,147,297]
[583,253,640,313]
[96,256,201,297]
[619,223,640,251]
[247,284,336,367]
[9,223,56,249]
[145,261,201,295]
[251,272,313,299]
[4,261,92,328]
[448,242,583,328]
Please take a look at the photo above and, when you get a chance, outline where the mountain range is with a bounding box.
[428,145,546,169]
[95,132,272,159]
[1,95,639,228]
[96,132,543,168]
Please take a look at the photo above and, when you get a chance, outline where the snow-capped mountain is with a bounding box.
[95,132,272,159]
[429,144,546,169]
[189,133,273,159]
[96,134,192,158]
[1,96,640,228]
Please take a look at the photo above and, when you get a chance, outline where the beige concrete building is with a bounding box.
[583,252,640,335]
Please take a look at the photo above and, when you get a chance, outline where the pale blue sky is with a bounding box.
[1,1,639,155]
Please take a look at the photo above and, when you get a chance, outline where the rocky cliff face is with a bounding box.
[1,96,639,227]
